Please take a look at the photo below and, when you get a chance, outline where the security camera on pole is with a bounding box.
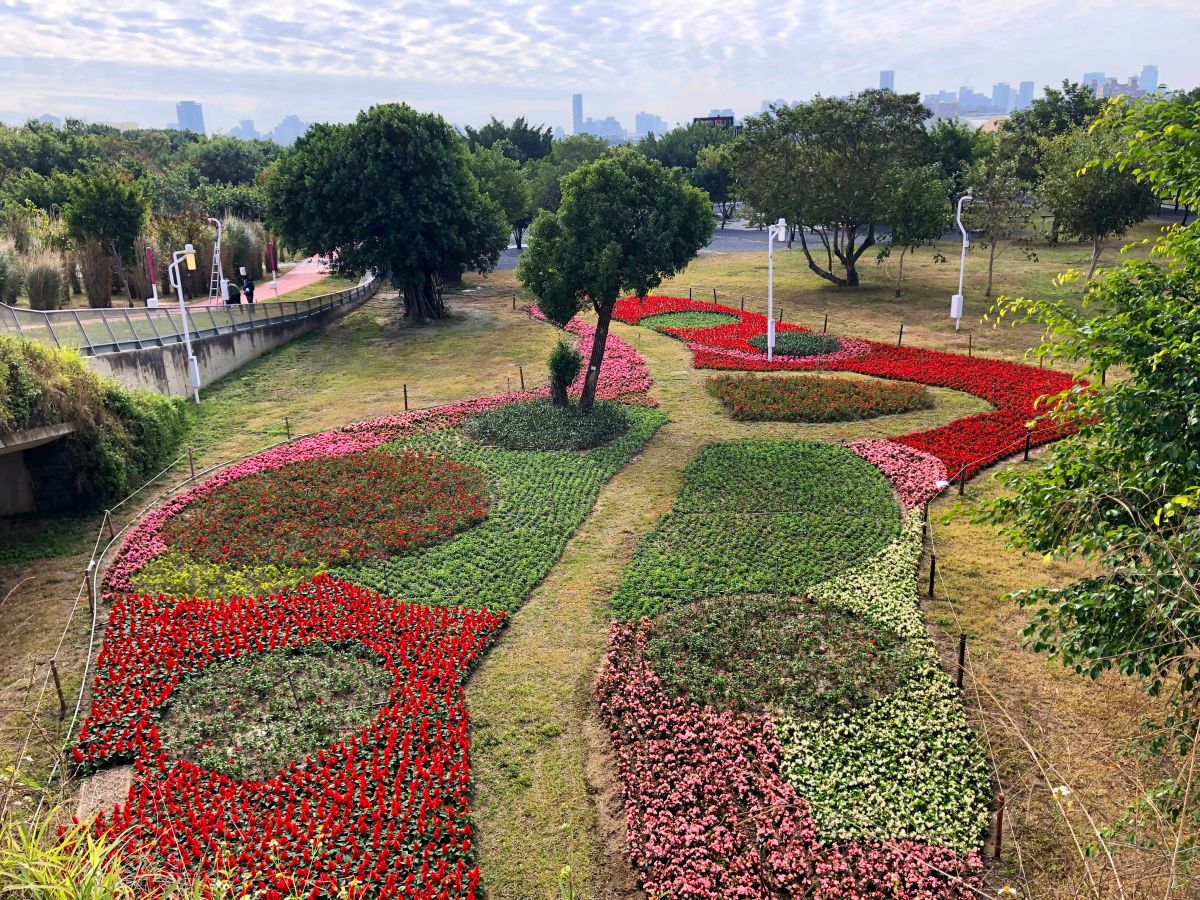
[168,244,202,404]
[951,191,973,332]
[766,217,788,362]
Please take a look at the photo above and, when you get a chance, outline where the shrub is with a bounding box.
[748,330,842,357]
[707,373,935,422]
[465,397,632,451]
[548,339,582,407]
[21,252,64,310]
[78,238,114,308]
[0,245,21,304]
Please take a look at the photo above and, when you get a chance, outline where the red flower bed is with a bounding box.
[160,450,490,568]
[597,622,984,899]
[77,575,504,899]
[616,295,1080,479]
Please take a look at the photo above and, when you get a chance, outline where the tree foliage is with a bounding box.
[468,146,532,248]
[63,170,148,305]
[732,90,931,287]
[881,163,951,296]
[464,116,552,164]
[525,135,610,214]
[517,149,711,410]
[926,118,993,197]
[999,80,1104,183]
[964,151,1029,296]
[1039,126,1157,280]
[185,136,280,186]
[266,103,508,321]
[986,97,1200,843]
[690,144,737,228]
[637,122,733,172]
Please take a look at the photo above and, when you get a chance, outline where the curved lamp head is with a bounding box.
[184,243,196,271]
[774,217,788,241]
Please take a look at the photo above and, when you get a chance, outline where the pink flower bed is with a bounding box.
[105,318,654,598]
[597,622,984,899]
[846,440,948,508]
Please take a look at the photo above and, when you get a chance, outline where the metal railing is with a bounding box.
[0,277,380,357]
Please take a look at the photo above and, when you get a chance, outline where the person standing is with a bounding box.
[240,266,256,304]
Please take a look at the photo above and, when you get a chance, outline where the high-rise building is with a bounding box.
[1141,64,1159,92]
[1083,71,1105,92]
[1016,81,1035,110]
[879,70,895,91]
[228,119,259,140]
[572,94,583,135]
[175,100,206,134]
[992,82,1013,113]
[271,115,309,146]
[634,111,668,138]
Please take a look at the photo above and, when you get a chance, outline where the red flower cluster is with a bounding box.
[597,622,983,899]
[616,295,1080,480]
[76,575,505,899]
[161,450,490,568]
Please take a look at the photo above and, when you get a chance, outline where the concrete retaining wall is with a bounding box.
[84,293,372,397]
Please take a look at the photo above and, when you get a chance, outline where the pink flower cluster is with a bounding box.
[846,439,948,508]
[105,318,654,598]
[597,622,984,899]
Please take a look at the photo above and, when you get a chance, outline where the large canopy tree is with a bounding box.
[63,169,147,306]
[469,145,533,248]
[525,134,610,214]
[266,103,508,321]
[517,149,712,411]
[637,121,733,172]
[464,116,553,164]
[732,90,931,287]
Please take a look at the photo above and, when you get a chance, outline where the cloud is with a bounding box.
[1,0,1197,130]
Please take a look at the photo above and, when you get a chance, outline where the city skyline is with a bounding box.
[2,0,1197,135]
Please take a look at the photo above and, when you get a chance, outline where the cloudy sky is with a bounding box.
[1,0,1197,134]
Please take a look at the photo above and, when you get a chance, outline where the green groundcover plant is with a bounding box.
[639,310,740,331]
[748,331,842,358]
[160,642,393,781]
[706,373,934,422]
[464,397,631,451]
[611,441,900,620]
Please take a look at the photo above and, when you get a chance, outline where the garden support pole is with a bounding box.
[928,554,937,598]
[957,633,967,689]
[968,333,973,357]
[822,314,828,333]
[1024,431,1031,461]
[403,385,408,411]
[994,793,1005,860]
[285,417,291,441]
[897,324,905,347]
[188,448,196,481]
[519,366,525,390]
[49,660,65,720]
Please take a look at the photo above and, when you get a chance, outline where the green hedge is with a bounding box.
[0,336,188,510]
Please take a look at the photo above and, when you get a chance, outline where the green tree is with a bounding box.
[517,149,711,410]
[525,135,610,213]
[690,144,737,228]
[464,116,553,163]
[965,152,1029,296]
[881,164,951,296]
[999,80,1104,183]
[732,90,931,287]
[266,103,508,322]
[926,118,994,197]
[63,170,147,306]
[1039,126,1157,280]
[469,146,533,248]
[637,121,733,171]
[186,136,278,186]
[987,99,1200,853]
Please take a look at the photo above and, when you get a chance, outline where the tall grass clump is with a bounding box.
[22,251,65,310]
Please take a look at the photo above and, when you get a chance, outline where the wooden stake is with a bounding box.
[518,366,525,390]
[49,659,65,720]
[1101,367,1107,386]
[822,314,828,333]
[740,296,745,311]
[712,288,717,302]
[897,323,905,347]
[403,384,408,411]
[1023,430,1032,461]
[968,333,973,357]
[959,466,967,496]
[85,562,95,614]
[286,673,302,711]
[188,447,195,481]
[928,554,937,598]
[778,306,783,322]
[284,416,291,441]
[104,510,115,541]
[993,793,1005,860]
[957,633,967,689]
[512,294,516,311]
[688,287,693,300]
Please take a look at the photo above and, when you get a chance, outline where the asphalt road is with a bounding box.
[496,223,773,270]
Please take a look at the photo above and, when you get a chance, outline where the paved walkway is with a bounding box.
[191,257,331,306]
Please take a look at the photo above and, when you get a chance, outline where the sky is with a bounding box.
[1,0,1198,134]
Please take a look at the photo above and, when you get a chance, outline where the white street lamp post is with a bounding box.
[766,217,788,361]
[952,191,973,332]
[168,244,201,404]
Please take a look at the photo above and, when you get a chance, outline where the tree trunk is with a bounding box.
[403,272,446,322]
[1183,206,1192,227]
[1086,235,1104,282]
[550,381,569,407]
[513,227,524,250]
[1048,215,1060,245]
[894,246,907,297]
[985,239,997,297]
[578,302,614,413]
[797,229,848,287]
[110,242,134,306]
